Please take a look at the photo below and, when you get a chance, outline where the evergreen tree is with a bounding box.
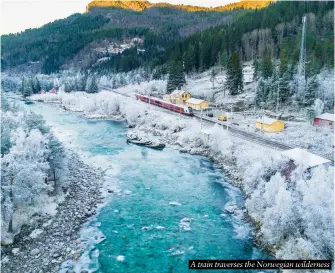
[221,51,229,69]
[304,76,318,107]
[266,70,279,109]
[47,133,65,194]
[31,77,41,94]
[64,79,73,93]
[225,51,243,95]
[261,50,273,79]
[279,48,288,77]
[87,75,99,93]
[166,58,186,93]
[255,78,265,107]
[21,77,33,98]
[255,77,273,108]
[306,107,315,124]
[278,71,291,103]
[252,59,259,81]
[80,72,89,91]
[19,77,25,94]
[210,68,217,89]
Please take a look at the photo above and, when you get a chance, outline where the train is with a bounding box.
[135,93,194,116]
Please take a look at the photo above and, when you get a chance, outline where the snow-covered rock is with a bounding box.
[169,201,182,206]
[116,255,125,262]
[30,248,40,256]
[179,218,193,231]
[29,229,44,239]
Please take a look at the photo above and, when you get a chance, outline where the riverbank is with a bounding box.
[28,93,334,266]
[1,150,105,273]
[31,98,274,255]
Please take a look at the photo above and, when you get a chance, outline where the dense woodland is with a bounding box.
[165,1,334,74]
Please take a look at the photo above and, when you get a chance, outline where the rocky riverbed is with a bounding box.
[1,151,105,273]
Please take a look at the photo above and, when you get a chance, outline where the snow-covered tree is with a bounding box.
[304,76,318,107]
[2,128,51,232]
[225,51,243,95]
[1,99,67,242]
[167,58,186,93]
[47,133,66,194]
[87,75,99,93]
[312,98,324,117]
[21,77,33,98]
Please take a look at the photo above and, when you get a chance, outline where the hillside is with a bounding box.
[165,1,334,74]
[1,1,333,76]
[86,0,272,13]
[1,1,271,74]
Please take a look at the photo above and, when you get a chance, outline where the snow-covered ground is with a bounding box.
[221,113,333,157]
[31,85,334,157]
[183,66,256,103]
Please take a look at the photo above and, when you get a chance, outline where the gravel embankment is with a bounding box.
[1,151,105,273]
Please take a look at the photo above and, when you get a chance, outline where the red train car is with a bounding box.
[135,93,194,116]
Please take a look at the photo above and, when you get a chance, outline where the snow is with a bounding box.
[186,98,206,104]
[29,229,44,239]
[155,226,165,230]
[12,248,20,255]
[256,117,280,125]
[179,218,193,231]
[116,255,125,262]
[171,90,187,96]
[315,113,334,122]
[281,148,330,168]
[169,201,182,206]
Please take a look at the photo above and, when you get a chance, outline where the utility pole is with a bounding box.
[8,175,14,233]
[230,105,233,129]
[262,109,265,134]
[226,105,229,131]
[276,80,280,113]
[148,90,151,110]
[297,16,307,101]
[221,106,224,131]
[200,107,203,130]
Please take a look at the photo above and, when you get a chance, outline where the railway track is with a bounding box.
[100,86,334,165]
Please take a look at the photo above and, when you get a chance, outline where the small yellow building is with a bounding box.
[256,117,285,132]
[185,98,209,111]
[163,90,191,104]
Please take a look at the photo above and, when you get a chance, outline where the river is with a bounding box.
[27,102,273,273]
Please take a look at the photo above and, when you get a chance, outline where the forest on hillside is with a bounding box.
[1,6,233,74]
[3,1,333,76]
[165,1,334,74]
[89,1,334,78]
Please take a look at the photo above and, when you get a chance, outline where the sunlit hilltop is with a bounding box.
[86,0,273,13]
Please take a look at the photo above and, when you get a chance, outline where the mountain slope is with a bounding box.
[2,0,332,76]
[164,0,334,74]
[3,1,266,73]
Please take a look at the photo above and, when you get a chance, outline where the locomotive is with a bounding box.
[135,94,194,116]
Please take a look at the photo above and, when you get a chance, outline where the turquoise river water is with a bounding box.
[27,102,274,273]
